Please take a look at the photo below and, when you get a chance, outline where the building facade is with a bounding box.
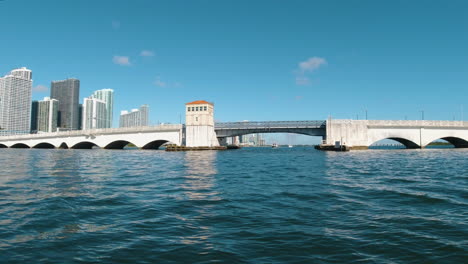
[50,78,80,130]
[119,105,149,128]
[185,100,219,147]
[0,67,33,135]
[82,97,107,130]
[91,89,114,128]
[37,97,59,133]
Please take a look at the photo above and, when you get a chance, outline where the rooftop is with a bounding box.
[186,100,213,105]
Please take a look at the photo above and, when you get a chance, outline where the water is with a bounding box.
[0,147,466,263]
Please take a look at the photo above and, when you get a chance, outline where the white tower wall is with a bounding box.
[185,101,219,147]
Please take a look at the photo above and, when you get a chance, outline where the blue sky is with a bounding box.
[1,0,467,134]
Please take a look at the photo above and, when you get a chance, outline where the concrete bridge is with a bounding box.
[0,125,183,149]
[0,119,467,150]
[213,119,468,149]
[324,119,468,149]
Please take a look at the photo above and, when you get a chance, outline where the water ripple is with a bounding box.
[0,148,466,263]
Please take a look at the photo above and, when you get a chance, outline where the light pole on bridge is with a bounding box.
[420,110,425,120]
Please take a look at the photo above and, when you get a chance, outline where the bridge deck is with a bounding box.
[215,120,326,130]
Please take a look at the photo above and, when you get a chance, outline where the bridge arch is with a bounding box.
[11,143,30,149]
[71,141,100,149]
[59,142,69,149]
[142,140,169,150]
[33,142,55,149]
[370,137,420,149]
[104,140,136,150]
[424,136,468,148]
[0,144,7,148]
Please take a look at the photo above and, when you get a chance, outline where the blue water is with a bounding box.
[0,148,467,263]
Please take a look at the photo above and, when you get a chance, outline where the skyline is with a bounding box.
[1,0,467,130]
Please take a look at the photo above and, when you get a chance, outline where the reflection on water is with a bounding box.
[178,151,219,247]
[183,151,218,199]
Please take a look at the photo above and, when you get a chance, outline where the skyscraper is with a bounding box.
[78,104,83,130]
[31,100,39,132]
[37,97,59,133]
[119,105,149,128]
[0,67,33,135]
[82,97,107,130]
[91,89,114,128]
[50,78,80,130]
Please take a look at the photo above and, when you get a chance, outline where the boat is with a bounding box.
[272,143,279,148]
[288,144,293,148]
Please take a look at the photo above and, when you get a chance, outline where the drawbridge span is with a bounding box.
[214,121,326,137]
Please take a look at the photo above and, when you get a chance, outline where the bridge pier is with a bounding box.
[217,137,228,146]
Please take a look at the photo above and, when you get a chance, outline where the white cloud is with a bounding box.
[140,50,155,57]
[32,85,48,93]
[298,57,327,73]
[113,55,131,66]
[154,76,166,87]
[295,56,326,85]
[112,20,120,30]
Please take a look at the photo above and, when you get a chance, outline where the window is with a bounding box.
[204,106,207,111]
[191,107,194,111]
[187,107,191,111]
[196,117,198,121]
[196,107,199,111]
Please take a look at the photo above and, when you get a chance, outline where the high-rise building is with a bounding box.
[82,97,107,130]
[78,104,83,130]
[91,89,114,128]
[37,97,59,133]
[119,105,149,128]
[0,67,33,135]
[31,100,39,132]
[50,78,80,130]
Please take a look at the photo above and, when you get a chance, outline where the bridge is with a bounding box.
[0,119,467,150]
[214,120,326,137]
[0,125,183,149]
[325,119,468,149]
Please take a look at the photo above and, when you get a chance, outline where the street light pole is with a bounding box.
[421,110,424,120]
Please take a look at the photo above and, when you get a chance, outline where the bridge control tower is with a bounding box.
[185,100,220,147]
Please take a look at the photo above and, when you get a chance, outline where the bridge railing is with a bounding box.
[215,120,326,129]
[367,120,468,127]
[0,124,183,140]
[329,119,468,127]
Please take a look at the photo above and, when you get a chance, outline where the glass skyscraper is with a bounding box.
[0,67,33,135]
[50,78,80,130]
[91,89,114,128]
[31,100,39,132]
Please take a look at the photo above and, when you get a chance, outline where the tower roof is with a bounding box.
[186,100,213,105]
